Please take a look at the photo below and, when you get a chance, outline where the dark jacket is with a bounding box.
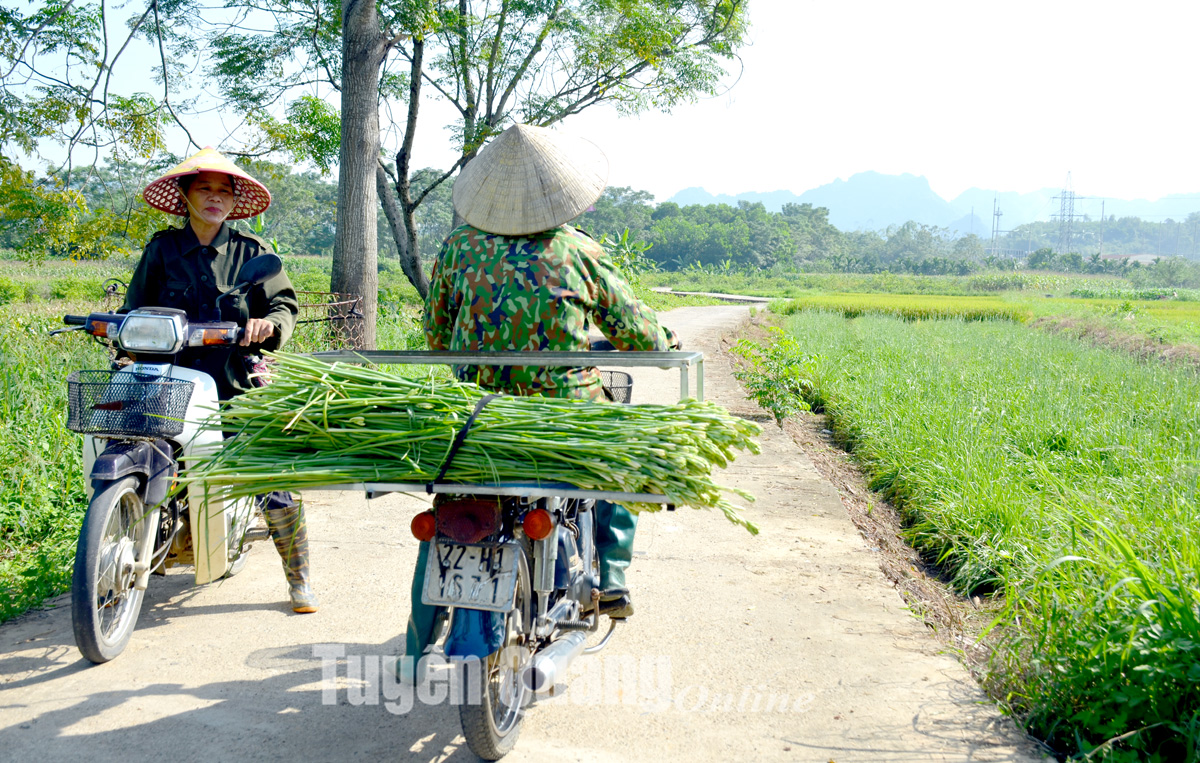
[120,223,299,400]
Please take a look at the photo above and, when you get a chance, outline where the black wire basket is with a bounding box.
[600,370,634,404]
[67,369,194,437]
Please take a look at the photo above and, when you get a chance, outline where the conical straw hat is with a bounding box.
[452,124,608,236]
[142,147,272,220]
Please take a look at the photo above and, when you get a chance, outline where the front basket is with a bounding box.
[67,369,194,437]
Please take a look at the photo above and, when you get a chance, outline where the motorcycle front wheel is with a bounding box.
[71,476,157,663]
[459,552,533,761]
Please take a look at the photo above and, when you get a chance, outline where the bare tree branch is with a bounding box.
[153,0,201,152]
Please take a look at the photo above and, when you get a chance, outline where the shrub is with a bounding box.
[49,276,104,302]
[0,276,19,305]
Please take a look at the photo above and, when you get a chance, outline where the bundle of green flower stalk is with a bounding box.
[180,353,763,532]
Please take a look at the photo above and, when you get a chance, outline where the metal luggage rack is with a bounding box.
[306,349,703,503]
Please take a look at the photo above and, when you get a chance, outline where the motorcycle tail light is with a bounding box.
[411,511,437,542]
[522,508,554,540]
[436,498,501,543]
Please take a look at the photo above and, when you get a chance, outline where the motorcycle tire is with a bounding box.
[459,551,533,761]
[71,476,157,664]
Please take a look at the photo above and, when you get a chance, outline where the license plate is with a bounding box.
[422,541,519,612]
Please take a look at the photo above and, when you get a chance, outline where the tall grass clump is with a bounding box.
[0,302,108,621]
[780,310,1200,760]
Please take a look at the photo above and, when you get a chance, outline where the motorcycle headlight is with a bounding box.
[118,314,186,353]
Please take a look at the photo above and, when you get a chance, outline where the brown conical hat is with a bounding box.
[452,124,608,236]
[142,147,272,220]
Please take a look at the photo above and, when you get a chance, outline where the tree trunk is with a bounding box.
[377,164,429,299]
[331,0,385,349]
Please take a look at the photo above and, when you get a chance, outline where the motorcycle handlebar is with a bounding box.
[58,311,246,348]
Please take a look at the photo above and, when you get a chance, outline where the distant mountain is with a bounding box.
[795,172,960,232]
[669,187,805,210]
[667,175,1200,235]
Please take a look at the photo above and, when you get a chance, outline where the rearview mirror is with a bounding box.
[235,253,283,288]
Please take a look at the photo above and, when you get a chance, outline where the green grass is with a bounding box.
[761,286,1200,349]
[0,300,109,620]
[1070,286,1200,301]
[777,310,1200,760]
[644,269,1128,299]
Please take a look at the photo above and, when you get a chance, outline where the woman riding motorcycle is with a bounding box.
[122,148,318,613]
[407,124,679,665]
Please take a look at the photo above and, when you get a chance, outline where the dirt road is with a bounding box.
[1,305,1044,762]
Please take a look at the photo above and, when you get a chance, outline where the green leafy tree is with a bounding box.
[0,0,173,260]
[954,233,985,260]
[1027,247,1055,269]
[598,228,658,285]
[209,0,748,343]
[574,186,656,241]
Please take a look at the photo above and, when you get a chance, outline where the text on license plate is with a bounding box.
[421,541,519,613]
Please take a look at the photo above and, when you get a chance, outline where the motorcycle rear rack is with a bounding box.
[340,481,675,505]
[307,349,706,402]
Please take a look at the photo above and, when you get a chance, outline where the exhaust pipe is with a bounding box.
[525,631,588,696]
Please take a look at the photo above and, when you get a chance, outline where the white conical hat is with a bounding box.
[452,124,608,236]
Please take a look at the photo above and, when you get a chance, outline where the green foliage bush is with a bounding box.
[49,276,105,302]
[0,276,20,305]
[730,326,814,426]
[968,272,1030,291]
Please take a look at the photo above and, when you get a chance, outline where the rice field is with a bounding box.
[773,290,1200,348]
[774,292,1030,322]
[777,308,1200,760]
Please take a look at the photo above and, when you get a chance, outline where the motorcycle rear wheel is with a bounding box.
[459,552,532,760]
[71,477,157,664]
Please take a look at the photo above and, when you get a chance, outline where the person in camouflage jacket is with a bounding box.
[424,224,678,398]
[403,125,675,671]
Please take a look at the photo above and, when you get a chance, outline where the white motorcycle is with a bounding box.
[54,254,283,663]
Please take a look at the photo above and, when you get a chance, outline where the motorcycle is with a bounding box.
[53,253,284,663]
[404,368,640,760]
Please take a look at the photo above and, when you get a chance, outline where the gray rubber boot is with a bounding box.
[263,498,318,613]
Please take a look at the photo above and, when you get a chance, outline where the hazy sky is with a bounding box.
[30,0,1200,205]
[408,0,1198,204]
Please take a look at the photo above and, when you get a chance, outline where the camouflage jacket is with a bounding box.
[424,224,675,400]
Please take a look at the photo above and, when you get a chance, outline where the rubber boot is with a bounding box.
[404,541,446,667]
[595,501,637,618]
[263,497,318,613]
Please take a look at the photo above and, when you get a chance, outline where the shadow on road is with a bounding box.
[3,634,483,761]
